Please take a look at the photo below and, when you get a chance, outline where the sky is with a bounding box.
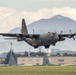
[0,0,75,11]
[0,0,76,53]
[0,0,75,32]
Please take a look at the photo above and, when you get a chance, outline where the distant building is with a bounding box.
[17,56,76,66]
[4,50,17,66]
[4,43,17,66]
[17,56,43,66]
[0,57,5,64]
[42,53,51,66]
[8,50,17,66]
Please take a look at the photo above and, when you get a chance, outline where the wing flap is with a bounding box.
[0,33,17,37]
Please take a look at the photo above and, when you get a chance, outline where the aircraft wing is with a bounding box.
[0,33,40,38]
[58,33,76,40]
[58,33,76,37]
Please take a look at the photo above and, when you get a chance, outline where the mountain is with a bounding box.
[1,15,76,53]
[27,15,76,34]
[10,15,76,34]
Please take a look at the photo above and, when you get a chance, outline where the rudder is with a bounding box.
[21,19,28,34]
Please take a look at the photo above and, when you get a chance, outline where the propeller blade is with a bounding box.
[69,30,72,33]
[73,36,75,40]
[69,30,76,40]
[60,31,63,34]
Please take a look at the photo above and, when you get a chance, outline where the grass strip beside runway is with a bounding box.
[0,66,76,75]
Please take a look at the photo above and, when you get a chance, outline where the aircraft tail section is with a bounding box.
[21,19,28,34]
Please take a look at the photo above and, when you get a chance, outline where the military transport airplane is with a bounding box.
[0,19,76,48]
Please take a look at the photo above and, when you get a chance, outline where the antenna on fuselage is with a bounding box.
[33,29,35,34]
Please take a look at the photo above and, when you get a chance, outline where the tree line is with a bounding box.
[4,51,76,64]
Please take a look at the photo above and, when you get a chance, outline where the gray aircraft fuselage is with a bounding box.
[24,32,65,48]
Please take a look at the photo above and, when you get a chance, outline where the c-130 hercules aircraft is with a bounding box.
[0,19,76,48]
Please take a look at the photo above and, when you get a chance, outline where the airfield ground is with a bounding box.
[0,66,76,75]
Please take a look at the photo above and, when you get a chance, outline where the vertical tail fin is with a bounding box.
[21,19,28,34]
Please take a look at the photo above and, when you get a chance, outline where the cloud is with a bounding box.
[0,7,76,32]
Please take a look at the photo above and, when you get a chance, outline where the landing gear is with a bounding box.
[34,45,39,48]
[52,43,56,46]
[45,45,50,48]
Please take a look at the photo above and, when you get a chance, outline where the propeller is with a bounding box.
[60,31,63,34]
[58,31,63,39]
[69,30,75,40]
